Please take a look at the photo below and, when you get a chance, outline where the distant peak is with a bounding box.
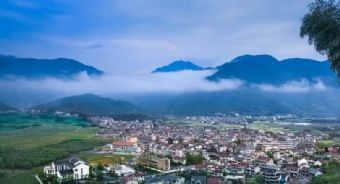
[172,60,194,64]
[280,58,325,63]
[231,54,278,63]
[0,54,104,79]
[73,93,98,97]
[62,93,103,100]
[152,60,204,73]
[166,60,199,67]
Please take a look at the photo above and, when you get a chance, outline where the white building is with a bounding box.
[44,158,90,180]
[298,158,310,168]
[114,165,136,176]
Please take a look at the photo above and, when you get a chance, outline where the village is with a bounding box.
[42,116,340,184]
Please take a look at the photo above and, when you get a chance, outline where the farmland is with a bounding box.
[0,113,97,148]
[0,113,109,184]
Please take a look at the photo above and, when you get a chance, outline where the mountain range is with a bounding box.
[207,54,337,86]
[1,88,339,117]
[1,54,335,86]
[131,89,340,117]
[0,54,339,117]
[154,54,337,87]
[29,94,144,116]
[0,55,104,79]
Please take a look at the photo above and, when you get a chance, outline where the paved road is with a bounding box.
[34,174,43,184]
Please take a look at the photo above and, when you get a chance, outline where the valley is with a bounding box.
[0,111,340,184]
[1,0,340,183]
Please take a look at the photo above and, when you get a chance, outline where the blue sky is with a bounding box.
[0,0,325,74]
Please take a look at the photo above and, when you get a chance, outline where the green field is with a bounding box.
[0,168,41,184]
[248,121,290,133]
[165,119,244,130]
[0,113,108,184]
[78,152,135,166]
[0,113,98,148]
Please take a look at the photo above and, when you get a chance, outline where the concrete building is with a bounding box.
[44,158,89,180]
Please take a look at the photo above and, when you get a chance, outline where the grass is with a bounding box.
[318,139,336,145]
[0,113,98,148]
[0,167,42,184]
[167,119,289,132]
[248,121,289,133]
[166,119,244,130]
[78,152,135,165]
[0,125,98,148]
[317,138,340,146]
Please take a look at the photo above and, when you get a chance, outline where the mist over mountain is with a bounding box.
[29,94,144,116]
[152,60,206,73]
[1,54,339,117]
[0,55,104,79]
[127,89,340,117]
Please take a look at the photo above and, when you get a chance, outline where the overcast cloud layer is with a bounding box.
[0,71,329,94]
[0,71,243,94]
[0,0,325,74]
[0,70,333,109]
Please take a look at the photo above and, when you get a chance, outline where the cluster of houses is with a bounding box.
[43,117,340,183]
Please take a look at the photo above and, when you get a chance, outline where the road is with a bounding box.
[34,174,43,184]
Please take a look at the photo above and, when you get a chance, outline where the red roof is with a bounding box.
[112,141,136,146]
[207,178,222,184]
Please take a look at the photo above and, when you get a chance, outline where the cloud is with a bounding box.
[0,70,243,95]
[254,79,327,93]
[0,9,31,22]
[84,43,104,50]
[10,0,41,9]
[0,72,333,108]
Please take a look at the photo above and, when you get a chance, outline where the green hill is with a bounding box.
[29,94,144,116]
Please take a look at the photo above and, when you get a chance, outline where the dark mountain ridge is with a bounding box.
[29,94,144,116]
[152,60,206,73]
[132,89,340,118]
[207,54,336,86]
[0,55,104,79]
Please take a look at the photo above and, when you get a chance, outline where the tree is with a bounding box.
[0,172,6,179]
[246,175,265,184]
[185,152,204,165]
[301,0,340,80]
[97,163,105,170]
[266,151,274,159]
[310,161,340,184]
[167,137,174,144]
[96,172,104,182]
